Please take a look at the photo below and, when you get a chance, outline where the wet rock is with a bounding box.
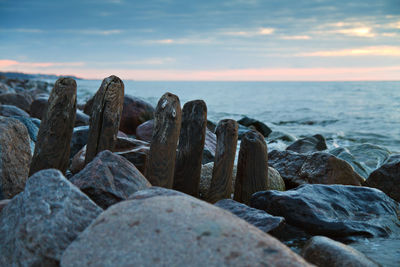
[70,150,151,209]
[29,95,48,119]
[268,131,297,143]
[202,128,217,164]
[119,95,155,135]
[83,95,94,115]
[251,184,400,240]
[128,186,186,200]
[215,199,285,233]
[366,154,400,202]
[0,82,9,94]
[136,119,153,142]
[302,236,379,267]
[70,126,90,159]
[237,124,251,140]
[329,147,369,179]
[0,93,32,113]
[0,169,102,266]
[11,116,39,154]
[61,190,311,267]
[75,109,90,127]
[0,104,29,117]
[267,167,285,191]
[0,116,31,199]
[268,150,364,189]
[286,134,327,154]
[237,116,272,137]
[207,119,216,132]
[347,144,390,175]
[0,199,10,213]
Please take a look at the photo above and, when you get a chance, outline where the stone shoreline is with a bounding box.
[0,75,399,266]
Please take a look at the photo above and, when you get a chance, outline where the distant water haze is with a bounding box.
[68,79,400,153]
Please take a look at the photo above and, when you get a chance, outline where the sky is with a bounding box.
[0,0,400,81]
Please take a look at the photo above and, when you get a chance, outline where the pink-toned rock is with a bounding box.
[119,95,154,135]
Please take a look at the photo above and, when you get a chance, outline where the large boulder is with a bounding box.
[0,93,32,113]
[10,116,40,154]
[119,95,155,135]
[61,189,311,267]
[0,104,29,117]
[70,150,151,209]
[366,154,400,202]
[286,134,327,154]
[136,119,154,142]
[302,236,379,267]
[237,116,272,137]
[329,147,369,179]
[0,116,31,199]
[268,150,364,189]
[251,184,400,240]
[0,169,102,266]
[215,199,285,233]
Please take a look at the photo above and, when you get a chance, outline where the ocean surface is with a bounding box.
[71,80,400,153]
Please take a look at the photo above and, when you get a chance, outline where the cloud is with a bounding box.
[280,35,311,40]
[76,29,122,35]
[298,46,400,57]
[0,28,44,33]
[222,27,275,37]
[0,59,85,68]
[315,22,376,37]
[147,38,214,45]
[333,27,375,37]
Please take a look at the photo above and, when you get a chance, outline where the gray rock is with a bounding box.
[202,128,217,164]
[0,116,31,199]
[70,126,89,159]
[0,169,102,266]
[0,104,29,117]
[70,150,151,209]
[286,134,327,154]
[75,109,90,127]
[215,199,285,233]
[0,93,32,113]
[0,199,10,213]
[302,236,379,267]
[330,147,369,179]
[251,184,400,240]
[237,116,272,137]
[61,191,311,267]
[128,186,186,200]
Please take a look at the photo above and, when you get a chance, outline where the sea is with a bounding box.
[71,80,400,153]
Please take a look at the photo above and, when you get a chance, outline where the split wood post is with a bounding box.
[207,119,238,203]
[234,130,268,205]
[145,92,181,188]
[29,78,77,175]
[85,75,124,164]
[173,100,207,196]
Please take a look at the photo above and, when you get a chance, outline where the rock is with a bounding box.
[286,134,327,153]
[237,116,272,137]
[119,95,155,135]
[251,184,400,240]
[128,186,187,200]
[75,109,90,127]
[267,167,286,191]
[0,82,9,94]
[268,131,297,143]
[0,93,32,113]
[202,128,217,164]
[215,199,285,233]
[329,147,369,179]
[237,124,251,140]
[83,95,94,115]
[302,236,379,267]
[136,119,153,142]
[61,190,311,267]
[200,163,284,200]
[207,119,216,132]
[70,126,90,159]
[347,144,390,175]
[85,76,124,164]
[10,116,39,154]
[70,150,151,209]
[0,199,10,213]
[29,95,48,119]
[0,104,29,117]
[0,169,102,266]
[0,116,31,199]
[366,154,400,202]
[268,150,364,189]
[29,78,77,175]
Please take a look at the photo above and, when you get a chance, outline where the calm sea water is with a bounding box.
[73,80,400,153]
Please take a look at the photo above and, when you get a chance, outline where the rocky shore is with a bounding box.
[0,74,399,266]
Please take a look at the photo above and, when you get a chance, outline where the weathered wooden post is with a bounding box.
[234,130,268,204]
[173,100,207,196]
[29,78,77,175]
[85,75,124,164]
[207,119,238,203]
[145,92,181,188]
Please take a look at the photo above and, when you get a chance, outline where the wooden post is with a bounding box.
[173,100,207,196]
[145,92,181,188]
[85,76,124,164]
[29,78,77,175]
[207,119,238,203]
[234,130,268,205]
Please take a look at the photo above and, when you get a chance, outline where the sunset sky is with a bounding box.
[1,0,399,81]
